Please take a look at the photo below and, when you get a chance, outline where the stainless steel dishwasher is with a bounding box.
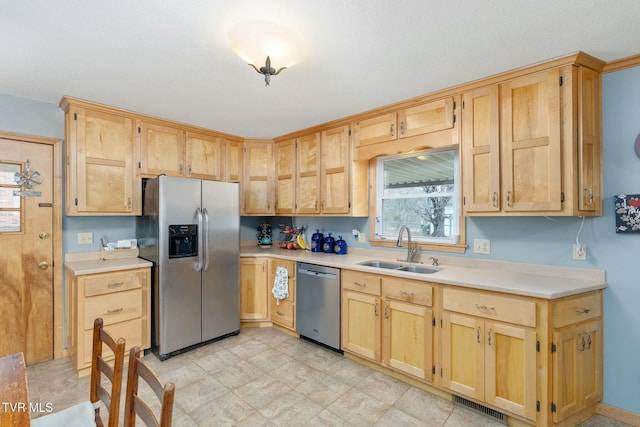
[296,263,342,351]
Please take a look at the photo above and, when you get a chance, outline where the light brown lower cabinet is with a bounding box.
[67,267,151,377]
[269,258,296,331]
[239,257,270,322]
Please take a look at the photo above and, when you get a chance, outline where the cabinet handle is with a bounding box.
[576,308,591,315]
[475,304,497,315]
[374,302,378,316]
[399,290,414,298]
[321,200,325,210]
[390,123,395,137]
[400,121,405,135]
[127,198,132,208]
[107,282,124,288]
[579,334,586,351]
[487,329,493,347]
[262,262,265,273]
[476,327,481,343]
[586,333,592,350]
[315,201,318,211]
[506,191,512,207]
[354,281,367,287]
[179,164,183,173]
[492,192,498,208]
[107,308,123,314]
[277,311,285,316]
[584,188,594,205]
[384,304,389,319]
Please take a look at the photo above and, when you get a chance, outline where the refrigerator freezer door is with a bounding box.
[157,176,203,355]
[201,180,240,341]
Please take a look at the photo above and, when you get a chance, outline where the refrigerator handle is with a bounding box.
[203,208,210,271]
[194,207,203,272]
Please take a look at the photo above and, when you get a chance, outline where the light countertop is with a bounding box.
[241,245,607,300]
[65,256,152,276]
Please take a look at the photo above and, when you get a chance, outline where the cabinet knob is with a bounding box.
[38,261,49,270]
[39,232,50,239]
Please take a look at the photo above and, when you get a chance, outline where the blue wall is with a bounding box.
[3,64,640,414]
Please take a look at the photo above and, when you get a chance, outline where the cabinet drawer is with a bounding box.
[443,288,536,327]
[271,299,295,329]
[270,259,296,279]
[382,278,432,307]
[84,289,142,329]
[84,270,144,297]
[82,318,143,365]
[342,270,381,296]
[553,292,601,328]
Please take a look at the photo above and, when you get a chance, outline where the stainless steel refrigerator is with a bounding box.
[137,176,240,359]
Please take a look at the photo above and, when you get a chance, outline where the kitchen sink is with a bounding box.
[357,260,402,269]
[357,260,441,274]
[396,265,440,274]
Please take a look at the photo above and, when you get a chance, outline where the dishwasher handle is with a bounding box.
[298,268,338,280]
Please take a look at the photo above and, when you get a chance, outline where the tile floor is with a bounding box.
[28,327,628,426]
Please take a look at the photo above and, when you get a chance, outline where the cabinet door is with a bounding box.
[578,67,602,213]
[139,121,185,177]
[552,320,602,423]
[355,112,397,147]
[275,139,295,215]
[398,98,454,139]
[321,125,351,214]
[242,142,274,215]
[240,258,269,321]
[383,299,432,381]
[484,321,537,421]
[224,139,242,182]
[185,131,222,180]
[500,69,561,212]
[72,107,138,214]
[462,86,500,213]
[295,133,321,214]
[442,312,485,400]
[341,290,381,362]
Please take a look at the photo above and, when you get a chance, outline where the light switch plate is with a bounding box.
[474,238,491,254]
[78,232,93,245]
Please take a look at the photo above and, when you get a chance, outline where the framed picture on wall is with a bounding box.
[614,194,640,233]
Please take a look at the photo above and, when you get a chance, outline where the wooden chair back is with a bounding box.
[123,346,175,427]
[90,317,126,427]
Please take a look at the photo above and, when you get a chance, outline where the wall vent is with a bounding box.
[452,395,508,425]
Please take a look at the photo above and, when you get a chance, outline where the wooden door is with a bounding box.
[398,97,454,139]
[224,139,242,182]
[242,142,273,215]
[484,321,537,421]
[239,258,269,321]
[341,290,381,362]
[441,312,484,400]
[383,299,432,381]
[138,121,185,177]
[0,138,53,365]
[500,69,561,212]
[552,319,602,423]
[578,67,602,213]
[321,125,350,214]
[69,107,138,214]
[355,112,397,147]
[185,131,222,180]
[462,86,500,213]
[275,139,295,215]
[295,133,320,214]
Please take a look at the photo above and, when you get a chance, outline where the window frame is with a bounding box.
[368,147,467,254]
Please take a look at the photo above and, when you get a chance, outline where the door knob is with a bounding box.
[38,261,49,270]
[39,232,50,239]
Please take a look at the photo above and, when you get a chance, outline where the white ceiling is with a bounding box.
[1,1,639,139]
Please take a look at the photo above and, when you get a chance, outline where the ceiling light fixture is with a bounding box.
[228,20,306,86]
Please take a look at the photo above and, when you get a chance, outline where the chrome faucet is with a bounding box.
[396,225,418,263]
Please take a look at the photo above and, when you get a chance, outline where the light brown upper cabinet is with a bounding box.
[274,138,295,215]
[242,140,274,215]
[355,97,459,160]
[185,131,223,181]
[61,98,141,215]
[295,132,321,214]
[321,124,352,214]
[137,120,185,177]
[224,139,242,182]
[462,65,602,216]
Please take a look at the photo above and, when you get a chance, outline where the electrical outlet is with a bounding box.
[474,238,491,254]
[358,233,366,243]
[77,232,93,245]
[573,243,587,261]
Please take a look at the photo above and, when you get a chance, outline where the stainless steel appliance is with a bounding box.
[137,176,240,359]
[296,263,341,351]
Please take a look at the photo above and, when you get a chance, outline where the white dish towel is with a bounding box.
[272,266,289,304]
